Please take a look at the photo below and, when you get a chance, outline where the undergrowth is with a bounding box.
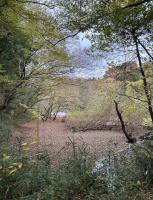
[1,110,153,200]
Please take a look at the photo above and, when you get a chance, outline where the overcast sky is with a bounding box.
[66,33,134,78]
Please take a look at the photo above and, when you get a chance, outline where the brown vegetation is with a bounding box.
[15,119,144,165]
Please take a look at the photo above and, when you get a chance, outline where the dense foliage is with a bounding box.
[1,0,153,199]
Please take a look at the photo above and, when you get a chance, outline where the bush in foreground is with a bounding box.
[1,134,153,199]
[0,142,108,200]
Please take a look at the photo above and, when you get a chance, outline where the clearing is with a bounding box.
[15,120,142,165]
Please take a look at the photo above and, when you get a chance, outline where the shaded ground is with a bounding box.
[15,119,143,165]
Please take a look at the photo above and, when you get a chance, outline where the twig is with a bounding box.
[124,0,152,8]
[53,30,80,46]
[117,93,147,103]
[19,0,56,9]
[137,38,153,61]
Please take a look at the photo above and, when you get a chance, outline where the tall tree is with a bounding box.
[61,0,153,123]
[0,0,69,111]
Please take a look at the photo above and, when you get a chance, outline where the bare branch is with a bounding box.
[40,29,80,46]
[124,0,152,8]
[117,93,147,103]
[18,0,56,9]
[53,30,80,46]
[114,100,136,143]
[137,38,153,61]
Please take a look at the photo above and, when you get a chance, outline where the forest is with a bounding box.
[0,0,153,199]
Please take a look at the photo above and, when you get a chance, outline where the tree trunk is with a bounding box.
[114,100,136,143]
[134,35,153,124]
[137,38,153,61]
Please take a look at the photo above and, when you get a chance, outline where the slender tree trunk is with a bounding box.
[114,100,136,143]
[137,38,153,61]
[134,36,153,123]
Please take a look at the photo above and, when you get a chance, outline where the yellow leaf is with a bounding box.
[137,180,141,186]
[3,154,10,161]
[21,143,28,146]
[18,163,23,169]
[23,147,30,151]
[12,162,18,166]
[8,166,14,169]
[9,168,17,175]
[30,140,38,145]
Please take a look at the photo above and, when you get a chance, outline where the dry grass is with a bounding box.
[15,119,144,165]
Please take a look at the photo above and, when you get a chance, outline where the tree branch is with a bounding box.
[18,0,56,9]
[124,0,152,8]
[137,38,153,61]
[117,93,147,103]
[53,30,80,46]
[114,100,136,143]
[40,30,80,46]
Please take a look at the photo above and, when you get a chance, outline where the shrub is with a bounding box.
[134,139,153,187]
[42,150,108,200]
[106,152,144,200]
[0,141,108,200]
[0,148,52,200]
[100,137,153,200]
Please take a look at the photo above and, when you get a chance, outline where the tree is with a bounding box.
[0,0,70,113]
[61,0,153,124]
[124,0,152,8]
[114,100,136,143]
